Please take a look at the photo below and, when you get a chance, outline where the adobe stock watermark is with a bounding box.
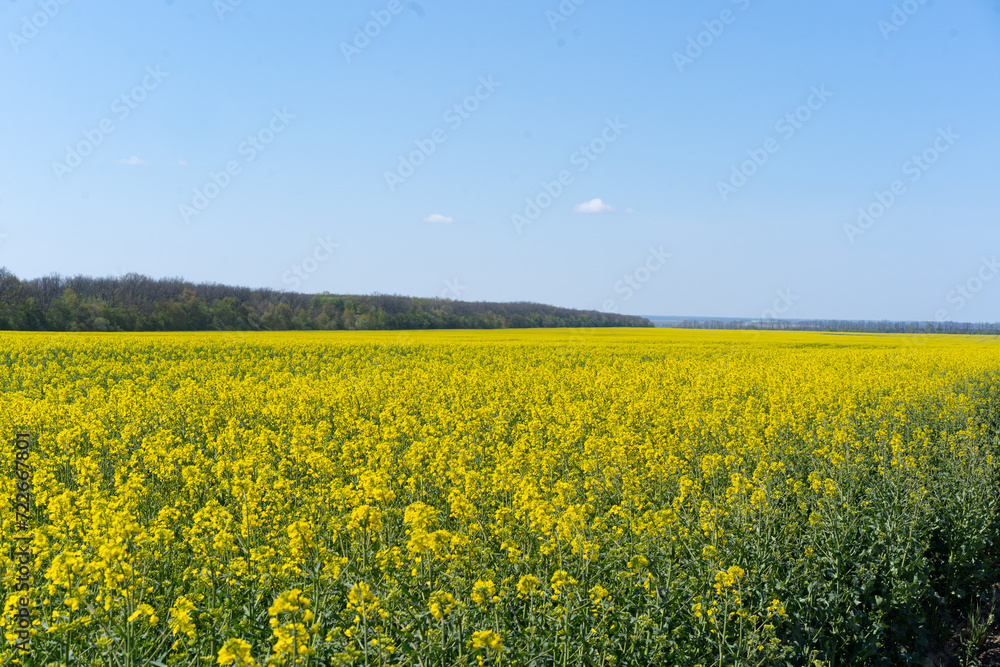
[8,0,71,53]
[602,246,671,311]
[511,117,627,234]
[214,0,248,21]
[553,245,670,358]
[934,256,1000,321]
[440,278,468,300]
[10,432,34,655]
[717,85,833,202]
[673,0,752,73]
[878,0,930,40]
[384,75,501,192]
[51,65,169,182]
[282,235,339,290]
[180,108,295,223]
[843,127,959,244]
[341,0,407,63]
[545,0,587,30]
[760,288,798,320]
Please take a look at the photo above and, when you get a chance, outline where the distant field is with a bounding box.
[2,329,1000,665]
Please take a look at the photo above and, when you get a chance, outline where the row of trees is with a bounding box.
[658,318,1000,335]
[0,269,653,332]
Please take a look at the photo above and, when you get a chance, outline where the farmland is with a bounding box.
[2,329,1000,665]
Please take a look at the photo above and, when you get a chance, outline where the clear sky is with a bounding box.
[1,0,998,322]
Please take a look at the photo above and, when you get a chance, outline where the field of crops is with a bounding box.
[2,329,1000,666]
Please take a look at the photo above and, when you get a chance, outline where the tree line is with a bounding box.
[0,269,653,332]
[657,318,1000,335]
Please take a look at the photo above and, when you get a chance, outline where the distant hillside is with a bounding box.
[645,315,1000,335]
[0,268,652,332]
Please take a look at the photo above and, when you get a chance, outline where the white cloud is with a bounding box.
[178,158,188,166]
[573,198,613,213]
[116,155,148,165]
[422,214,455,223]
[625,206,635,214]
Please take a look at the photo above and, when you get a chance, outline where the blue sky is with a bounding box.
[1,0,998,321]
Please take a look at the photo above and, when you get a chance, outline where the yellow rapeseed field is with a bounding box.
[2,329,1000,665]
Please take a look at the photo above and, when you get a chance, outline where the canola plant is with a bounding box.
[1,329,999,665]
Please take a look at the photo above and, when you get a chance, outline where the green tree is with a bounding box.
[47,288,80,331]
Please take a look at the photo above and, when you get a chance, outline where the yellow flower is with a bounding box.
[429,590,455,621]
[347,582,383,619]
[269,589,309,617]
[403,502,438,532]
[217,638,256,665]
[471,629,503,652]
[471,580,497,607]
[168,596,197,639]
[271,622,314,662]
[589,585,609,604]
[349,505,383,533]
[550,570,578,599]
[516,574,541,598]
[627,555,649,571]
[127,603,156,624]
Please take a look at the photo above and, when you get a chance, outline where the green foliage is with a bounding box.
[0,268,652,332]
